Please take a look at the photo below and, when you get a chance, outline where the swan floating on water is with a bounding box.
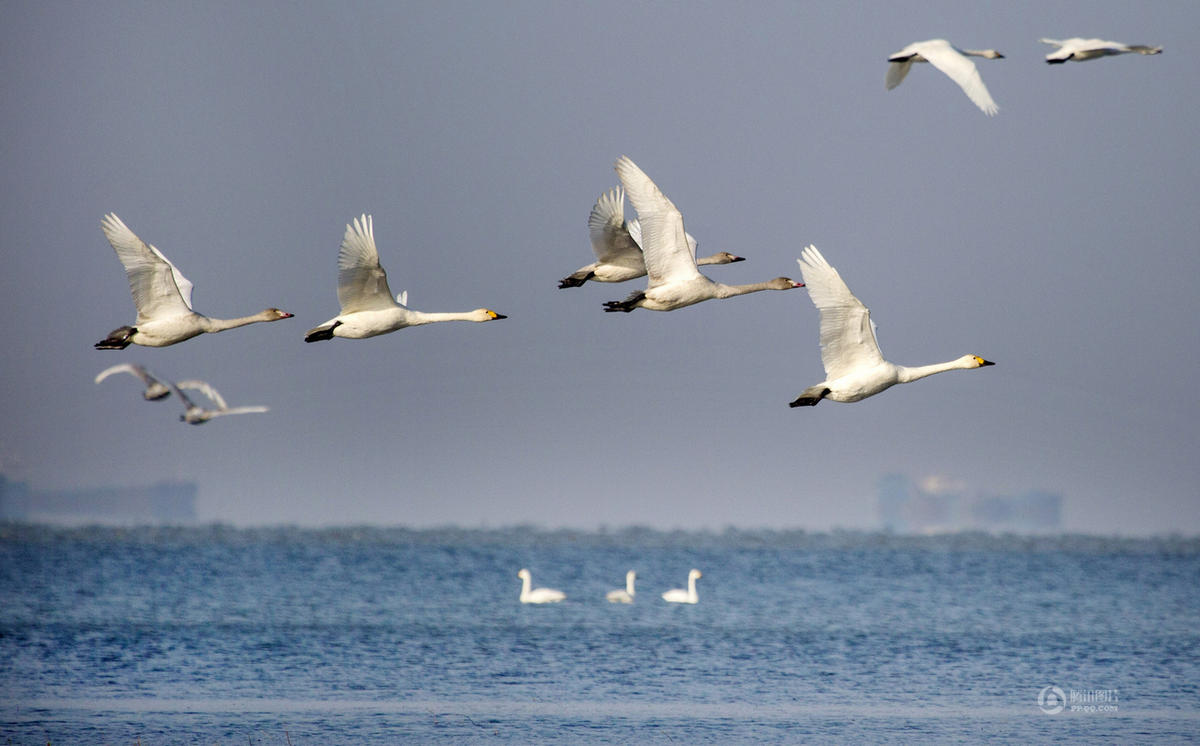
[662,569,701,604]
[94,363,171,401]
[886,39,1004,116]
[305,215,506,341]
[170,379,269,425]
[95,213,293,349]
[1040,38,1162,63]
[603,157,801,312]
[517,568,566,604]
[559,187,743,288]
[789,245,993,407]
[606,570,636,603]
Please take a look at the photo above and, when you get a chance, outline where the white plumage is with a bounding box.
[886,39,1004,116]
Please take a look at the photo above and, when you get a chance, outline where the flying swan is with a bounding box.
[305,214,506,341]
[886,39,1004,116]
[517,568,566,604]
[606,570,637,603]
[170,379,269,425]
[95,213,293,349]
[1040,38,1163,63]
[559,186,743,288]
[662,569,701,604]
[94,363,172,401]
[602,157,801,312]
[789,245,993,407]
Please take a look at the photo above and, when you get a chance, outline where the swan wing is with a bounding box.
[336,214,399,314]
[615,156,703,287]
[101,214,194,321]
[885,59,914,90]
[175,379,228,410]
[917,40,999,115]
[629,218,699,257]
[588,187,644,269]
[95,363,141,384]
[214,405,269,417]
[797,246,885,380]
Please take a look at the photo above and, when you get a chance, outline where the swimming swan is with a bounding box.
[603,157,801,312]
[95,214,293,349]
[559,187,743,288]
[606,570,636,603]
[662,569,701,604]
[1040,38,1163,63]
[304,215,506,341]
[789,245,994,407]
[517,568,566,604]
[94,363,172,400]
[171,379,269,424]
[886,39,1004,116]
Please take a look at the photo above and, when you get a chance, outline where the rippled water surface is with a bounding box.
[1,525,1198,743]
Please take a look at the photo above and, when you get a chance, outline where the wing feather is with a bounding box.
[797,246,885,379]
[614,156,703,287]
[101,214,194,321]
[336,214,398,313]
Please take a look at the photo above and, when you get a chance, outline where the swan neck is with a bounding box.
[199,312,273,332]
[897,359,968,383]
[714,281,772,298]
[404,310,477,325]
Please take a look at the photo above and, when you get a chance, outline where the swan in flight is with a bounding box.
[305,214,506,342]
[170,379,269,424]
[95,213,293,349]
[94,363,172,401]
[886,39,1004,116]
[1040,38,1163,63]
[789,245,994,407]
[602,157,801,312]
[559,186,743,288]
[662,569,701,604]
[517,568,566,604]
[606,570,636,603]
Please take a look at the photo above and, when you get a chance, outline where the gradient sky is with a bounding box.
[3,1,1197,534]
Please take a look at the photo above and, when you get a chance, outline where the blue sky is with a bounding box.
[2,1,1197,533]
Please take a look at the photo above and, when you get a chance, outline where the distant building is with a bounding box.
[879,474,1062,534]
[0,474,196,524]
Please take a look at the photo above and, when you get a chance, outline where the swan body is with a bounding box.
[517,568,566,604]
[606,570,636,603]
[94,363,171,400]
[789,245,993,407]
[1040,38,1162,63]
[171,379,269,424]
[305,215,506,341]
[95,213,293,349]
[603,157,801,312]
[662,569,701,604]
[559,187,743,288]
[886,39,1004,116]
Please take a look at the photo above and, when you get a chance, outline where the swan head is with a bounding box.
[263,308,294,320]
[689,569,702,580]
[474,309,507,322]
[517,568,531,580]
[143,383,171,401]
[713,252,745,264]
[977,49,1004,59]
[962,355,995,369]
[770,277,804,290]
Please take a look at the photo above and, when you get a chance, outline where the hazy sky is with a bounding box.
[3,1,1197,534]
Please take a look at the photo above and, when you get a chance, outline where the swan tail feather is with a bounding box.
[95,326,135,350]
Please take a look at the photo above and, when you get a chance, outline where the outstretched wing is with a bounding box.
[336,214,398,314]
[796,245,885,380]
[588,187,644,270]
[918,40,999,116]
[101,214,195,321]
[175,379,228,410]
[614,156,703,288]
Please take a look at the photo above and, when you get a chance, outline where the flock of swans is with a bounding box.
[518,568,702,605]
[95,364,268,424]
[886,36,1161,116]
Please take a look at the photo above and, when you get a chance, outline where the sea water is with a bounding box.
[1,525,1197,743]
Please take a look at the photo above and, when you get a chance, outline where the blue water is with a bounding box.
[1,525,1198,743]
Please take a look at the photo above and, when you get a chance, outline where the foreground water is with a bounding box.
[1,524,1198,743]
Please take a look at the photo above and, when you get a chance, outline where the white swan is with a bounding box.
[94,363,171,401]
[517,568,566,604]
[95,214,293,349]
[602,157,802,312]
[305,215,506,341]
[606,570,636,603]
[662,569,701,604]
[1040,38,1163,63]
[789,245,994,407]
[559,187,743,288]
[170,379,269,425]
[886,39,1004,116]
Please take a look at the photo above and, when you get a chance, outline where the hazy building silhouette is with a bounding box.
[0,474,196,524]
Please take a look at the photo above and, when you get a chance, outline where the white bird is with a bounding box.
[517,568,566,604]
[559,186,744,288]
[95,213,293,349]
[606,570,637,604]
[789,245,994,407]
[94,363,172,401]
[1040,38,1162,63]
[886,39,1004,116]
[170,379,269,425]
[602,157,802,312]
[305,215,506,342]
[662,569,702,604]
